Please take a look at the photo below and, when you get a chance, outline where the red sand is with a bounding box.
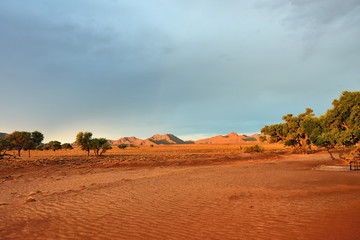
[1,148,360,239]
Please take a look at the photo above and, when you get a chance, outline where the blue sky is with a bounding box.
[0,0,359,143]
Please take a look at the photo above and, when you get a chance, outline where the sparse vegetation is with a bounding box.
[76,132,112,156]
[242,144,264,153]
[47,141,62,151]
[91,138,112,156]
[62,143,73,150]
[118,143,127,149]
[5,131,43,157]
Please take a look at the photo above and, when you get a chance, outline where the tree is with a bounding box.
[23,140,36,157]
[31,131,44,146]
[25,131,44,157]
[261,108,315,153]
[315,91,360,161]
[6,131,31,157]
[47,141,62,151]
[91,138,112,156]
[0,138,11,159]
[76,132,93,156]
[261,91,360,161]
[62,143,73,150]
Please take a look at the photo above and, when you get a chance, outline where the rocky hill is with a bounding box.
[107,132,259,146]
[195,132,259,144]
[108,134,187,146]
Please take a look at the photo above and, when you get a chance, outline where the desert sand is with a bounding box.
[1,145,360,240]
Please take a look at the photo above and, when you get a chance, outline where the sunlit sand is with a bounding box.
[1,145,360,239]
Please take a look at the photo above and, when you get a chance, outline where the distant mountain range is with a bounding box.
[107,132,259,146]
[1,131,259,146]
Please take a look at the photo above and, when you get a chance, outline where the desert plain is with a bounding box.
[1,144,360,240]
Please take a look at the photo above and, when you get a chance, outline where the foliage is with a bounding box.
[36,145,44,151]
[91,138,112,156]
[61,143,73,150]
[31,131,44,146]
[76,132,93,156]
[48,141,62,151]
[5,130,44,157]
[242,144,264,153]
[261,108,314,153]
[118,143,127,149]
[0,138,11,159]
[261,91,360,161]
[76,132,112,156]
[6,131,31,157]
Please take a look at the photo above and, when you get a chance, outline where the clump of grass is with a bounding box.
[242,144,264,153]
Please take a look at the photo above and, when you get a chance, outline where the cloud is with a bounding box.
[0,1,359,142]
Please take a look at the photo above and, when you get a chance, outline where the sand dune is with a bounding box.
[0,145,360,239]
[1,148,360,239]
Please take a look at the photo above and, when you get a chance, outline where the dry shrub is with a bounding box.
[242,144,264,153]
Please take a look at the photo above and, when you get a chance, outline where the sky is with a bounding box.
[0,0,359,143]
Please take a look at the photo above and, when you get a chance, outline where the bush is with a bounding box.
[62,143,73,150]
[118,143,127,149]
[242,144,264,153]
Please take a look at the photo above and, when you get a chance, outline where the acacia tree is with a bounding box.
[48,141,62,151]
[6,131,31,157]
[261,108,315,153]
[25,131,44,157]
[315,91,360,161]
[0,138,12,159]
[261,91,360,161]
[91,138,112,156]
[76,132,93,156]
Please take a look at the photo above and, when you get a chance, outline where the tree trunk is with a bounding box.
[87,149,90,156]
[18,149,21,157]
[28,150,31,158]
[326,148,335,160]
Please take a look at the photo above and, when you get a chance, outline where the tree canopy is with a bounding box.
[48,141,62,151]
[76,132,112,156]
[261,91,360,161]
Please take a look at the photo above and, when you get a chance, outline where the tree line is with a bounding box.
[261,91,360,162]
[0,131,112,159]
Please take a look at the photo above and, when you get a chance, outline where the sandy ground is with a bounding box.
[1,146,360,239]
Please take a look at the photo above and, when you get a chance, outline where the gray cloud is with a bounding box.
[0,1,359,142]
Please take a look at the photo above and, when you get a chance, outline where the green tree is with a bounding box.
[316,91,360,161]
[25,131,44,157]
[23,140,36,157]
[0,138,11,159]
[76,132,93,156]
[6,131,31,157]
[61,143,73,150]
[91,138,112,156]
[31,131,44,146]
[261,108,315,153]
[261,91,360,161]
[48,141,62,151]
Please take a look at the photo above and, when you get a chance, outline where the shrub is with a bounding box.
[62,143,73,150]
[118,143,127,149]
[242,144,264,153]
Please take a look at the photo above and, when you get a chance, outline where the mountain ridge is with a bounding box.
[107,132,259,146]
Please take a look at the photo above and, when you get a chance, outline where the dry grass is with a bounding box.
[0,143,287,172]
